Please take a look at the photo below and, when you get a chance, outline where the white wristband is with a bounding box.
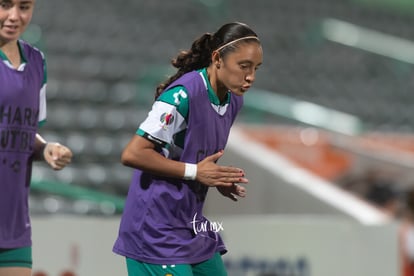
[183,163,197,180]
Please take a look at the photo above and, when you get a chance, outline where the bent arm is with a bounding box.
[121,134,248,187]
[121,134,185,179]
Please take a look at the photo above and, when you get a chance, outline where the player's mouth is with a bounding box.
[241,85,251,92]
[3,25,19,32]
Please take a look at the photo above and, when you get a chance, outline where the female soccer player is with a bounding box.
[113,22,263,275]
[0,1,72,275]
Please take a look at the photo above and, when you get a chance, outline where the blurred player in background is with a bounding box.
[113,22,263,275]
[0,0,72,276]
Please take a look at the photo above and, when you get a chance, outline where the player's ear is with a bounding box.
[211,51,222,69]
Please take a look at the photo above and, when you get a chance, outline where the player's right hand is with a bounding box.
[196,150,248,187]
[44,142,73,170]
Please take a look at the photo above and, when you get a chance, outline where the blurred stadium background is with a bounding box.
[25,0,414,275]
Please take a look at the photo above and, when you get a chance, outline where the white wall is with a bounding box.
[219,215,399,276]
[31,215,399,276]
[31,216,127,276]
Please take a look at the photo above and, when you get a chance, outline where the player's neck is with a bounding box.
[206,66,227,102]
[0,40,22,68]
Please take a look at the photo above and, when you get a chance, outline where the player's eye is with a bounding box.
[0,1,12,9]
[239,64,249,70]
[19,2,32,10]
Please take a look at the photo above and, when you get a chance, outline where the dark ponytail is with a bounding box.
[155,22,259,99]
[155,33,217,98]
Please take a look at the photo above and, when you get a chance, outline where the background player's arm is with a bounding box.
[33,133,48,161]
[33,133,72,170]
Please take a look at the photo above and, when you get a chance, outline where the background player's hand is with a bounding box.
[44,143,73,170]
[217,184,247,201]
[196,150,248,187]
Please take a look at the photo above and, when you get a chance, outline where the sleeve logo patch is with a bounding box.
[160,112,175,130]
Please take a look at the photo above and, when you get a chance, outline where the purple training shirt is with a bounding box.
[0,41,43,248]
[113,71,243,264]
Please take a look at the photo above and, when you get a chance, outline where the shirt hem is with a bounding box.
[113,245,227,265]
[0,240,32,249]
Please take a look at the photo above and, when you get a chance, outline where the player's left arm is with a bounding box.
[32,54,72,170]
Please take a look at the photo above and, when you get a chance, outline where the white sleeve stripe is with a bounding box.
[38,83,47,122]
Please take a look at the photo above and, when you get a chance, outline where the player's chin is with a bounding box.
[232,87,249,96]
